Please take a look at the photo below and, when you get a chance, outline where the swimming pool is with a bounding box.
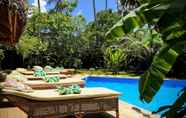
[83,76,186,112]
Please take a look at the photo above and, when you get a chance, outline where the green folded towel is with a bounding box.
[56,86,67,95]
[56,84,81,95]
[69,84,81,94]
[44,76,60,83]
[34,69,47,77]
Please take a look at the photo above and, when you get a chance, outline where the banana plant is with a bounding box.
[106,0,186,117]
[152,88,186,117]
[104,47,125,73]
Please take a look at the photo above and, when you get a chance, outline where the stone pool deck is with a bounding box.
[110,100,160,118]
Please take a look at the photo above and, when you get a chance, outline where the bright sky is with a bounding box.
[29,0,117,22]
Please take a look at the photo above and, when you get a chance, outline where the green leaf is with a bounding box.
[162,90,186,118]
[152,90,186,117]
[139,41,186,103]
[106,1,172,40]
[152,105,171,114]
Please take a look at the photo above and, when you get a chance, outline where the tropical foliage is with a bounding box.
[24,11,87,67]
[168,51,186,79]
[78,10,121,68]
[152,88,186,118]
[0,8,120,69]
[106,0,186,117]
[119,26,162,71]
[47,0,78,15]
[0,49,4,66]
[104,26,163,72]
[118,0,139,15]
[104,47,125,73]
[16,34,48,59]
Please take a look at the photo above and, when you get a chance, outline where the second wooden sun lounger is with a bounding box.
[24,77,85,89]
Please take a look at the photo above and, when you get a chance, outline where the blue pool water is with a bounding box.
[83,76,186,112]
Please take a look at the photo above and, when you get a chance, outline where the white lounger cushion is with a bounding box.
[2,87,121,101]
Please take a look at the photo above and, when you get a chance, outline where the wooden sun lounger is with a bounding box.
[25,74,70,80]
[24,78,85,89]
[60,69,75,75]
[1,87,121,118]
[18,70,60,75]
[17,68,75,75]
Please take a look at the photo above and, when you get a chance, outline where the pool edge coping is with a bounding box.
[81,74,186,81]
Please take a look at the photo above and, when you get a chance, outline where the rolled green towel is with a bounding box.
[65,88,74,94]
[70,84,81,94]
[56,86,67,95]
[57,86,73,95]
[56,84,81,95]
[34,70,47,77]
[44,76,60,83]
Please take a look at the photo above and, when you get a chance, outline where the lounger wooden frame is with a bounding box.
[5,95,119,118]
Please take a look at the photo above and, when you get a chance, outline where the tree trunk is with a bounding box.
[93,0,96,21]
[0,0,26,45]
[116,0,119,11]
[38,0,41,12]
[105,0,108,10]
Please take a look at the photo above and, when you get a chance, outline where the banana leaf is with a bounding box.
[152,88,186,118]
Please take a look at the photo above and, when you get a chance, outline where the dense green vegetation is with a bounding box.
[0,8,122,70]
[0,0,185,80]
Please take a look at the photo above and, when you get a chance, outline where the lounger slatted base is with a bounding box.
[5,95,119,118]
